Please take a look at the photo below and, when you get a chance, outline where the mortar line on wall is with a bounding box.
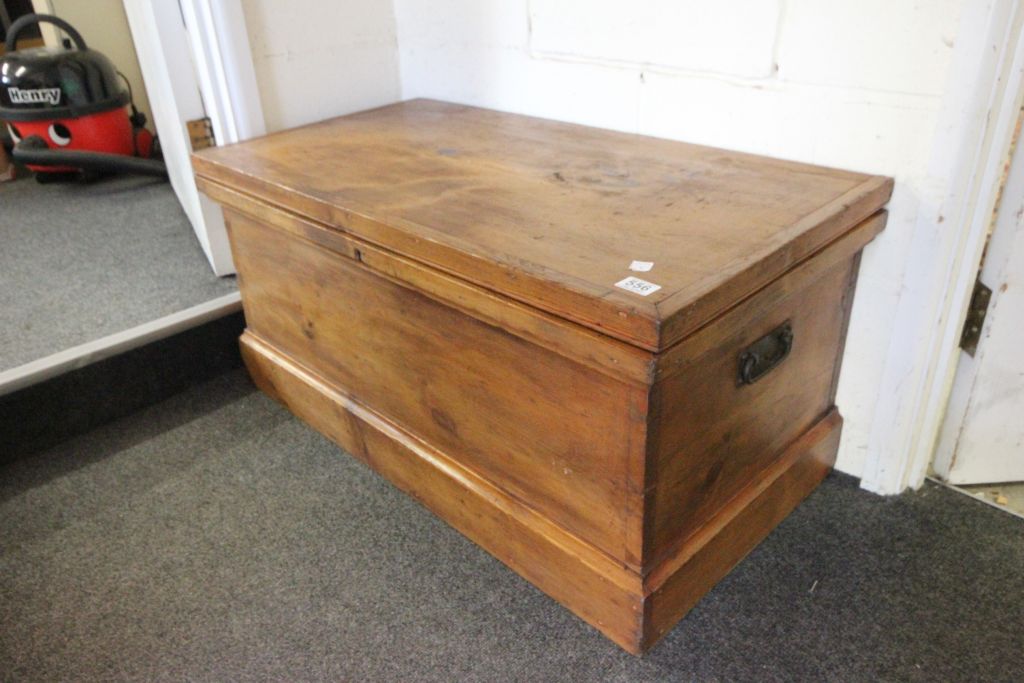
[771,0,787,79]
[527,49,943,105]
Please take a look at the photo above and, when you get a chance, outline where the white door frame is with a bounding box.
[177,0,266,146]
[122,0,265,276]
[861,0,1024,495]
[933,103,1024,483]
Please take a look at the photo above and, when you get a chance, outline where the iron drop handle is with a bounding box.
[738,322,793,385]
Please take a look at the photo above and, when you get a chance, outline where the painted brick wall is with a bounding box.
[240,0,402,132]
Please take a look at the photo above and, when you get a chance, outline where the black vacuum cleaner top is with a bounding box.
[0,14,129,122]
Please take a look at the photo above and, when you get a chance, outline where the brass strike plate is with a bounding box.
[959,280,992,357]
[187,117,216,151]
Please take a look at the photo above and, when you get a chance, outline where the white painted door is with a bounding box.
[934,109,1024,485]
[121,0,265,276]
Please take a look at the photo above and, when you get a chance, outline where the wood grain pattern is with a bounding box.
[196,100,892,654]
[240,333,646,652]
[642,410,842,651]
[194,99,893,350]
[240,331,842,654]
[644,256,858,567]
[226,209,647,565]
[199,179,654,386]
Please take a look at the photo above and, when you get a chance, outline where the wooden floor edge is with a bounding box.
[639,410,842,652]
[239,332,647,653]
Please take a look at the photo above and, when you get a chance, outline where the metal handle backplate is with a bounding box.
[738,322,793,386]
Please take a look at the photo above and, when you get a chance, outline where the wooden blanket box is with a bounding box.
[193,99,892,654]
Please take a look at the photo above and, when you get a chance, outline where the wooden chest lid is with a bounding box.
[193,99,892,352]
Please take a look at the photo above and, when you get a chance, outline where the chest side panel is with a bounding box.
[227,210,646,564]
[644,220,874,568]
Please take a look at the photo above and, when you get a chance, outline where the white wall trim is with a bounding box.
[860,0,1024,495]
[179,0,266,145]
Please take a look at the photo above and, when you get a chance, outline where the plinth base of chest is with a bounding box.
[240,331,840,655]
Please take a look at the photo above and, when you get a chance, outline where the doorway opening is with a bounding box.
[0,0,238,387]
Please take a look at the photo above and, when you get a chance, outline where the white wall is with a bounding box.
[392,0,966,479]
[240,0,401,132]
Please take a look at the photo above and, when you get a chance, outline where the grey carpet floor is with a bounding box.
[0,175,236,371]
[1,370,1021,682]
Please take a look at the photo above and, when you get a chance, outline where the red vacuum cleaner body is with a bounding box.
[0,14,164,180]
[8,108,154,173]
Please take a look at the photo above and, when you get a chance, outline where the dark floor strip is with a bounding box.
[0,311,245,465]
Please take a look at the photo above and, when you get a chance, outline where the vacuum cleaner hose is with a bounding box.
[13,137,168,178]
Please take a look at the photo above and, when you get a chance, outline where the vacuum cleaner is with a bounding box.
[0,13,166,181]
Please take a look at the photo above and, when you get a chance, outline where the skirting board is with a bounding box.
[241,331,840,654]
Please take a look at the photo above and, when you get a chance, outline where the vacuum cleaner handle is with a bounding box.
[5,13,88,53]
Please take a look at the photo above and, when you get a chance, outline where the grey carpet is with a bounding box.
[0,175,236,371]
[1,370,1021,682]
